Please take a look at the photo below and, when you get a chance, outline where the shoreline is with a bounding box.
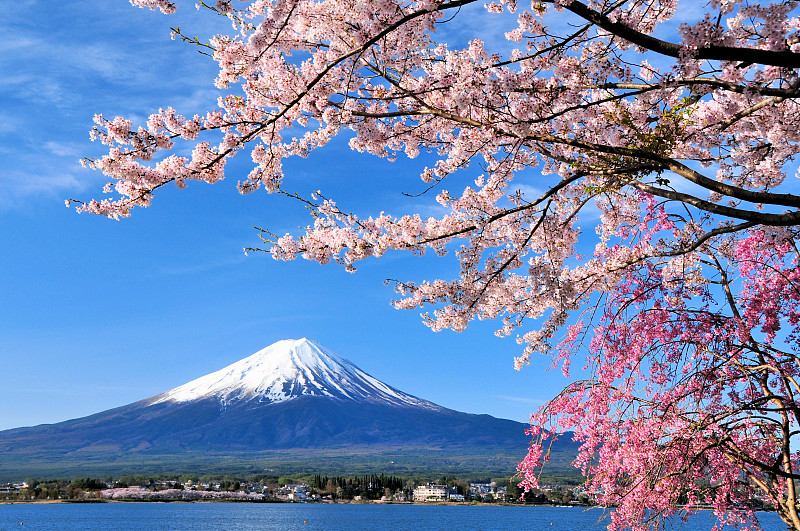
[0,498,591,508]
[0,499,780,517]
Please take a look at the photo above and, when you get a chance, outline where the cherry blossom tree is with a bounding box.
[75,0,800,528]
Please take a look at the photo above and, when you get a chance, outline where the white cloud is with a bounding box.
[157,255,249,276]
[495,394,542,405]
[43,141,83,158]
[0,113,18,135]
[0,167,91,210]
[166,87,226,116]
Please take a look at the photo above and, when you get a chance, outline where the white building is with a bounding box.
[413,483,448,502]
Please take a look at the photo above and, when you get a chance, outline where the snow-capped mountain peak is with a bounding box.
[150,338,437,409]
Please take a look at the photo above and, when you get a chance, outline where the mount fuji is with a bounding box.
[0,339,565,479]
[149,338,438,410]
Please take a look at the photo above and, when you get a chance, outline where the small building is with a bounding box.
[288,490,307,501]
[413,483,448,502]
[469,482,496,499]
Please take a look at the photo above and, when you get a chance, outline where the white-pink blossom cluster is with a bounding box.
[99,486,266,501]
[130,0,177,14]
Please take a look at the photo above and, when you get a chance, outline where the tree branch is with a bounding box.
[561,0,800,69]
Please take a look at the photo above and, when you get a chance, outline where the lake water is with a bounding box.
[0,503,788,530]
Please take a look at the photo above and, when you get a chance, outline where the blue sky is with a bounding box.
[0,0,580,432]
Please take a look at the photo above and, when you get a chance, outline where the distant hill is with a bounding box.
[0,339,581,480]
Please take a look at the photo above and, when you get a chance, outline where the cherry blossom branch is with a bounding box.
[632,181,800,225]
[559,0,800,68]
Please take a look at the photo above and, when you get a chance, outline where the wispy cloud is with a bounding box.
[43,141,84,158]
[404,199,449,220]
[0,166,91,210]
[0,113,19,136]
[495,394,543,405]
[157,255,249,276]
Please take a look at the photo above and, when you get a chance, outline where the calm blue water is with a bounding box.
[0,503,788,530]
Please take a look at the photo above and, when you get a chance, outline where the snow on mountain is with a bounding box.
[150,338,439,409]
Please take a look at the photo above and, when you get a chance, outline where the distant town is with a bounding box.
[0,475,599,506]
